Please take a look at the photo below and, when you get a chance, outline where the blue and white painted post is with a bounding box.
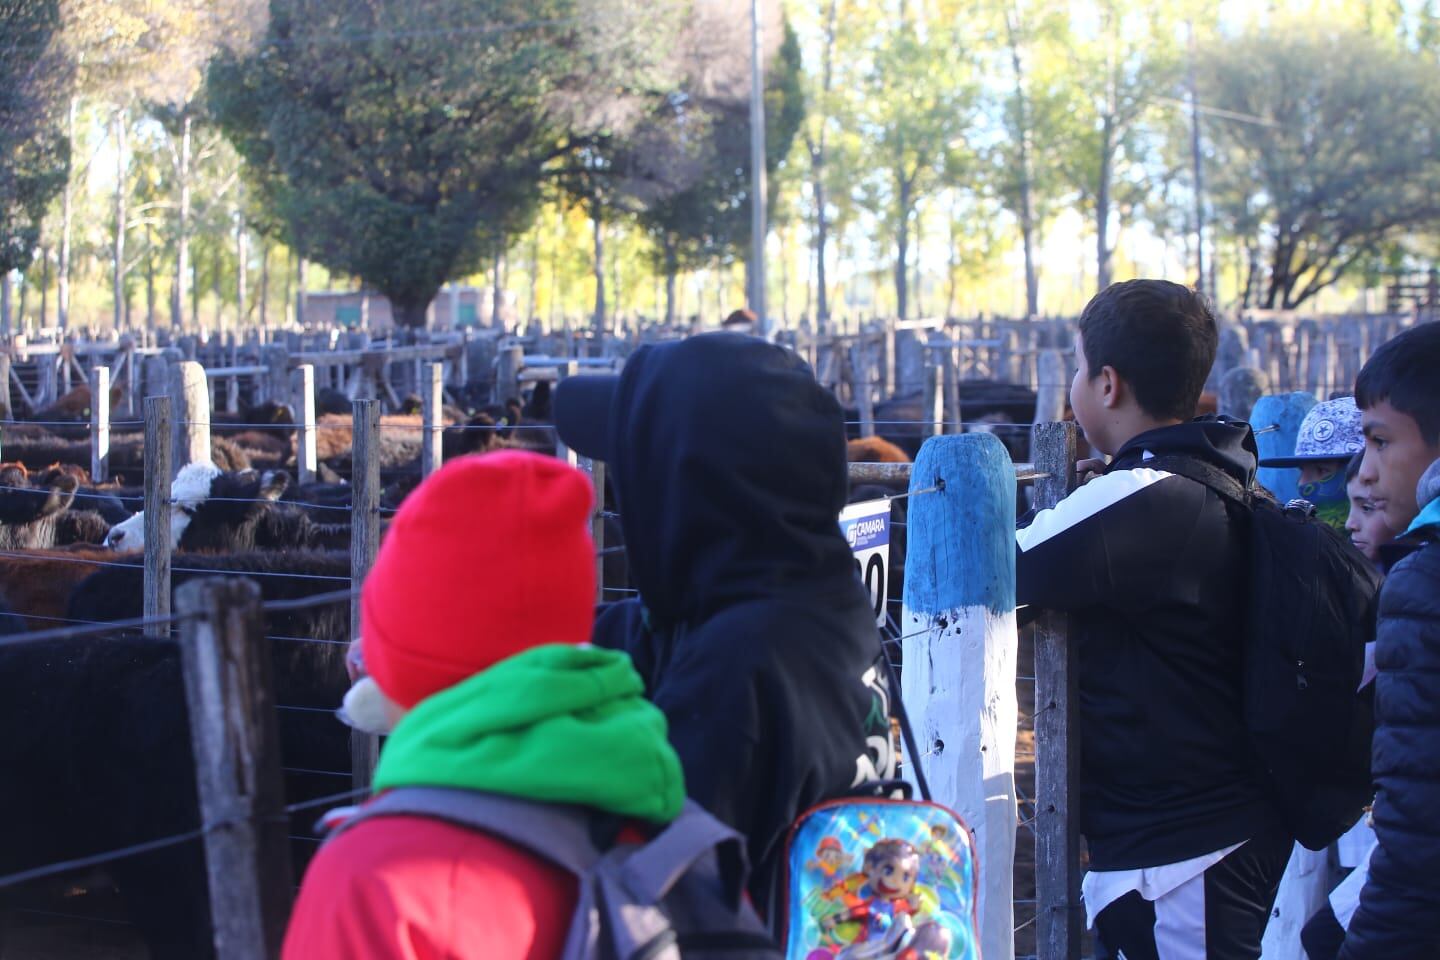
[1250,392,1317,504]
[902,432,1017,960]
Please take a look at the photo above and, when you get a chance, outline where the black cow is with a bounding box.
[0,466,111,549]
[0,551,352,960]
[104,465,354,553]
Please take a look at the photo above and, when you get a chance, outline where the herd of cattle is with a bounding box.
[0,372,1037,957]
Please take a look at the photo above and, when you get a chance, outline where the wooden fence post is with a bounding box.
[350,399,381,790]
[169,360,211,476]
[882,323,897,399]
[554,361,580,466]
[291,364,317,486]
[90,365,110,482]
[943,344,962,435]
[1034,349,1069,425]
[853,341,876,437]
[143,396,172,638]
[923,362,944,438]
[901,432,1018,960]
[1031,421,1081,960]
[495,344,524,404]
[420,362,443,477]
[261,344,288,405]
[1250,392,1318,505]
[177,576,294,960]
[0,350,11,421]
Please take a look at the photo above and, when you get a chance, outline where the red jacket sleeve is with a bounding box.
[283,815,577,960]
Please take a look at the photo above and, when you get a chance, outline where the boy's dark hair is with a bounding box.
[1355,322,1440,444]
[1078,280,1218,422]
[1346,451,1365,484]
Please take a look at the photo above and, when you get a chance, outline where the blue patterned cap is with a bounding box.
[1258,396,1363,467]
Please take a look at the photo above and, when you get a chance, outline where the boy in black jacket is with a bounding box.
[1336,322,1440,959]
[1017,280,1290,959]
[551,334,896,923]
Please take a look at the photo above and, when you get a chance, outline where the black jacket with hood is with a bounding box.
[1340,460,1440,959]
[589,334,895,917]
[1015,417,1281,870]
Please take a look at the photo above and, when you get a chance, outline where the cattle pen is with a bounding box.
[0,310,1424,960]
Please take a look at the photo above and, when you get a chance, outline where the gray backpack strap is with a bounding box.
[330,786,601,876]
[619,801,750,910]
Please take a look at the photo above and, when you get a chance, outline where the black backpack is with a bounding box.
[1150,454,1384,850]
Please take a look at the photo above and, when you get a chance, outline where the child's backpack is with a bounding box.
[1149,453,1384,850]
[329,787,781,960]
[780,792,979,960]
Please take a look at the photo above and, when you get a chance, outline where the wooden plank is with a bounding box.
[350,399,381,790]
[420,362,443,477]
[89,366,110,482]
[852,341,876,438]
[176,576,294,960]
[1030,420,1081,960]
[900,433,1018,960]
[143,396,172,638]
[291,365,317,486]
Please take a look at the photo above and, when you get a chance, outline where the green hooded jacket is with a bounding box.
[374,644,685,823]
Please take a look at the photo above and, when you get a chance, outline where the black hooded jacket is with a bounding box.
[590,334,895,916]
[1016,418,1281,869]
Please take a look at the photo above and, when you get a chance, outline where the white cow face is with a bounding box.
[103,462,222,551]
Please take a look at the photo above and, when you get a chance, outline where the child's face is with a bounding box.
[1346,477,1396,562]
[1298,462,1343,486]
[1358,400,1440,532]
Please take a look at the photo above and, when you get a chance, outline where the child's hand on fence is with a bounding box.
[346,639,365,683]
[1076,458,1108,485]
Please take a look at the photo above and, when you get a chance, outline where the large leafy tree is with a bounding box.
[210,0,679,328]
[1201,25,1440,309]
[630,14,805,326]
[0,0,71,332]
[851,10,976,321]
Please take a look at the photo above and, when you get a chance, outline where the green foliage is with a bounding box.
[210,0,680,326]
[634,16,806,281]
[0,0,71,274]
[1200,24,1440,308]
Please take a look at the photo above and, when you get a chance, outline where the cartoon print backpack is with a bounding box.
[781,793,979,960]
[331,787,781,959]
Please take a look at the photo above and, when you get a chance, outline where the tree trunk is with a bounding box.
[894,177,911,321]
[492,247,504,331]
[946,199,959,320]
[780,225,791,328]
[58,95,76,331]
[528,229,539,328]
[113,108,128,330]
[172,112,193,330]
[17,267,28,331]
[809,0,838,333]
[39,245,50,329]
[236,213,248,329]
[1005,13,1040,317]
[144,226,156,329]
[1187,22,1206,297]
[191,257,200,330]
[394,299,430,329]
[1096,116,1114,293]
[1,272,11,338]
[664,235,678,326]
[295,256,307,326]
[591,199,606,332]
[259,240,269,329]
[211,239,222,329]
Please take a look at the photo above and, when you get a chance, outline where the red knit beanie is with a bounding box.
[362,450,596,708]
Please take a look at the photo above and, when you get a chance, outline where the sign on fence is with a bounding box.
[840,498,891,627]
